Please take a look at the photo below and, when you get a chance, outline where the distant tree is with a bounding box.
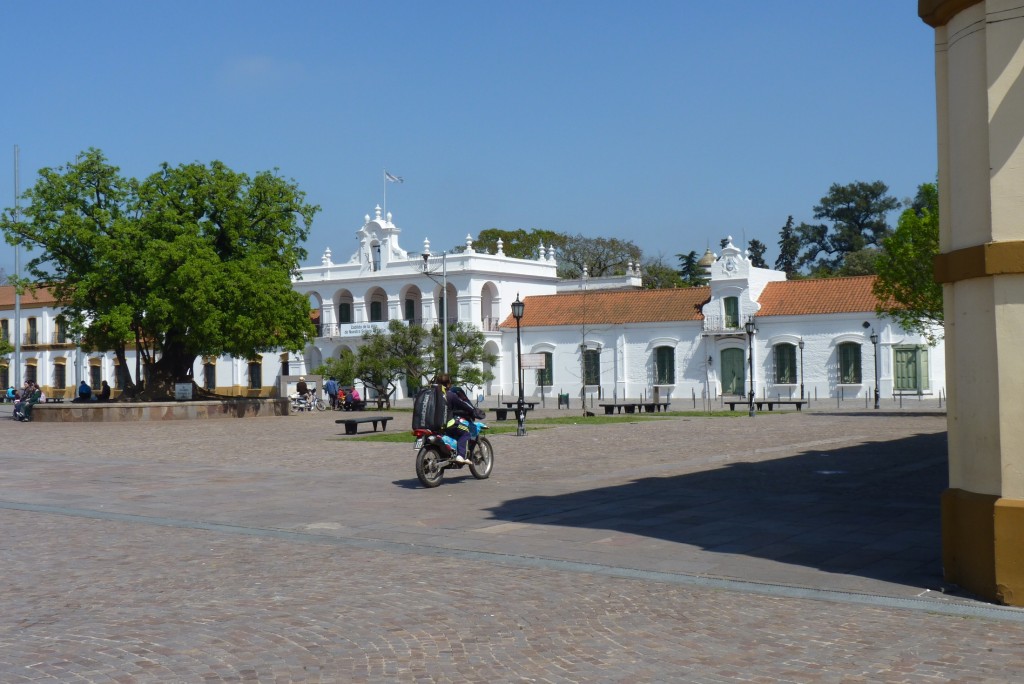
[313,348,357,386]
[873,182,943,343]
[676,250,709,287]
[558,234,642,278]
[796,180,900,275]
[471,228,566,259]
[775,216,800,275]
[355,320,428,408]
[747,239,768,268]
[837,248,881,276]
[427,322,497,394]
[640,254,684,289]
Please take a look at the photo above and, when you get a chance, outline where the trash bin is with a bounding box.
[557,393,570,409]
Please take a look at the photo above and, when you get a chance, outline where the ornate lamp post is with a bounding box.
[870,329,880,410]
[511,294,526,436]
[745,317,757,417]
[798,337,805,400]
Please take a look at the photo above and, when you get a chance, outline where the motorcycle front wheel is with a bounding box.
[415,446,445,488]
[313,397,327,411]
[468,437,493,480]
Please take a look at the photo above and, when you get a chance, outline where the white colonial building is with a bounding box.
[0,207,945,406]
[504,239,945,408]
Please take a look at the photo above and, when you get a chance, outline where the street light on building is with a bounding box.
[870,329,880,409]
[511,294,526,436]
[745,317,757,417]
[798,337,805,400]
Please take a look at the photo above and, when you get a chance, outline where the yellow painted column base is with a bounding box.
[942,488,1024,606]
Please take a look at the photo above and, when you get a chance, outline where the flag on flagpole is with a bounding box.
[385,171,404,183]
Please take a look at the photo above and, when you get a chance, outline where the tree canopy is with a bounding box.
[873,182,943,343]
[796,180,899,276]
[0,149,319,397]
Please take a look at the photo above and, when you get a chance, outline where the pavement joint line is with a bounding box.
[5,498,1023,624]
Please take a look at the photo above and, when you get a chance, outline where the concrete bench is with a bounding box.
[502,401,538,410]
[726,400,807,412]
[598,402,671,415]
[493,407,531,421]
[336,415,394,435]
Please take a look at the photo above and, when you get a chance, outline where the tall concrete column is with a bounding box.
[920,0,1024,605]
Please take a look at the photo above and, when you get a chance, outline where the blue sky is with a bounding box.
[1,1,936,276]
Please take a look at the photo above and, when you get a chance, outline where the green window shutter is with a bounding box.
[724,297,739,328]
[655,346,675,384]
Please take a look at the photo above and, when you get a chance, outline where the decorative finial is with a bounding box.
[375,205,382,220]
[496,238,505,256]
[465,233,474,253]
[423,238,431,255]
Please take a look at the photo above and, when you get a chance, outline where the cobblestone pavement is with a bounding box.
[2,406,1023,683]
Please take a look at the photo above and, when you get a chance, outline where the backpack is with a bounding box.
[412,384,450,431]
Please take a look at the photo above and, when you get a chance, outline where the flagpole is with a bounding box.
[13,145,21,392]
[382,168,387,221]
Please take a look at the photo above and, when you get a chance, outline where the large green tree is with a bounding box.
[796,180,899,275]
[873,182,943,343]
[0,149,319,397]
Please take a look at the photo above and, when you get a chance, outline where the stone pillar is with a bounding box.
[921,0,1024,605]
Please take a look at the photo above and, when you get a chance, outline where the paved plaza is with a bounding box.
[2,404,1023,682]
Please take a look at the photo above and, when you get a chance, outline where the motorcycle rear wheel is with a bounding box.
[415,446,445,488]
[313,397,327,411]
[469,437,493,480]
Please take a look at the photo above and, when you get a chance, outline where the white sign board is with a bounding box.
[174,383,193,401]
[521,353,547,369]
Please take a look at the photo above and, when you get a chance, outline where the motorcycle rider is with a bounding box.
[435,373,482,465]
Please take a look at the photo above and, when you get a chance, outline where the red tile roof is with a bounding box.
[500,276,890,327]
[757,276,888,316]
[0,285,60,310]
[500,288,710,328]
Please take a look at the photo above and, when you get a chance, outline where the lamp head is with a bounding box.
[511,294,525,321]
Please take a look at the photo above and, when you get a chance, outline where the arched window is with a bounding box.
[370,301,383,322]
[654,346,675,384]
[838,342,862,384]
[774,343,797,384]
[204,362,216,391]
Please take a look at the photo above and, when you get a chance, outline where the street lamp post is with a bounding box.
[421,250,449,374]
[870,329,880,409]
[798,337,805,400]
[745,317,757,417]
[511,294,526,436]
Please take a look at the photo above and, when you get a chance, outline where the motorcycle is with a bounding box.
[413,417,493,488]
[290,393,326,412]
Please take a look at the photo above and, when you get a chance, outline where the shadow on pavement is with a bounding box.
[487,431,948,590]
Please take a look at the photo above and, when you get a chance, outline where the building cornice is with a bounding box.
[919,0,984,27]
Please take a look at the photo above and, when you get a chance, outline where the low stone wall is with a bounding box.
[30,398,290,423]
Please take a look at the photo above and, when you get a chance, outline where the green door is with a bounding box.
[721,348,745,396]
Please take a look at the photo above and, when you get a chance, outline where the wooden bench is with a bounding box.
[598,402,671,415]
[493,407,531,421]
[336,415,394,435]
[726,400,807,412]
